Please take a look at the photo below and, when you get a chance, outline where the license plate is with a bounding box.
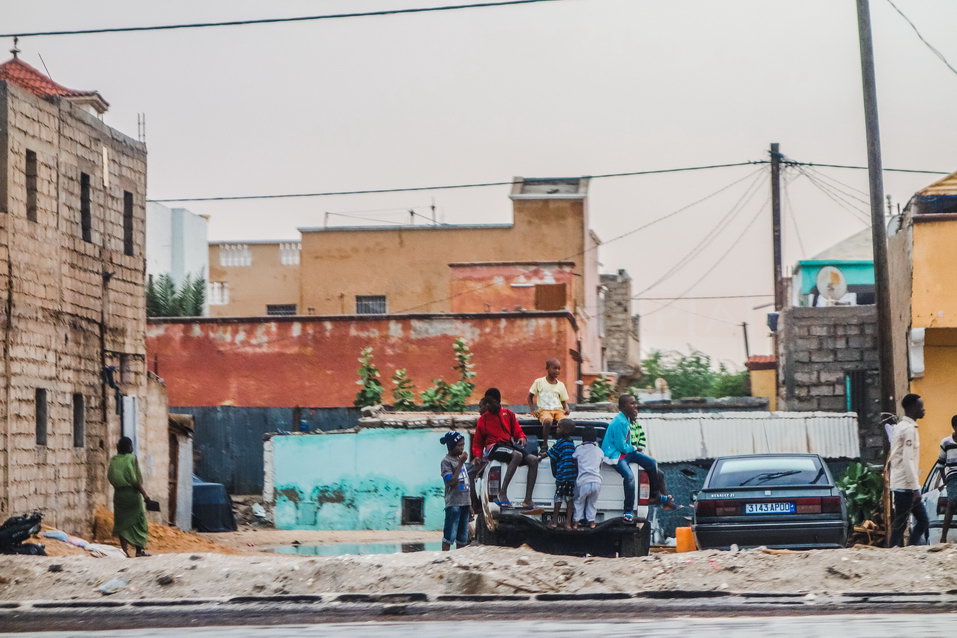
[745,502,795,514]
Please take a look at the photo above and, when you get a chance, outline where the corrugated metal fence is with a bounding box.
[173,406,360,494]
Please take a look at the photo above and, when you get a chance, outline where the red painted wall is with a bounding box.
[449,263,576,313]
[147,312,578,408]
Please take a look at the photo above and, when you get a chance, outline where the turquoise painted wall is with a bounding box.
[797,260,874,296]
[272,429,449,530]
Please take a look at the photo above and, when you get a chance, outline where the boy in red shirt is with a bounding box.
[472,388,539,509]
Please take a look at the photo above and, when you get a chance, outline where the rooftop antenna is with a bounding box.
[37,52,53,80]
[10,37,19,59]
[409,209,415,225]
[431,198,437,224]
[136,113,147,144]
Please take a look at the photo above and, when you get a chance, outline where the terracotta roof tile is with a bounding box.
[745,355,777,370]
[0,56,108,110]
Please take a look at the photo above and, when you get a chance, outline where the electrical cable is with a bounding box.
[782,168,808,259]
[795,167,871,226]
[1,0,575,39]
[147,161,766,203]
[639,299,739,327]
[784,160,947,175]
[634,294,773,301]
[636,167,766,296]
[802,166,871,206]
[885,0,957,78]
[641,194,771,318]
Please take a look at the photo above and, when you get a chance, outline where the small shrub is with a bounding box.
[391,368,417,411]
[588,374,614,403]
[354,347,385,408]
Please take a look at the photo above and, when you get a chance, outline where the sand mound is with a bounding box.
[31,508,240,556]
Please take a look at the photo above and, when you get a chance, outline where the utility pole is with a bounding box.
[741,322,751,359]
[770,143,783,311]
[856,0,897,418]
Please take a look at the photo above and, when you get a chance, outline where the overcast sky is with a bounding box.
[7,0,957,366]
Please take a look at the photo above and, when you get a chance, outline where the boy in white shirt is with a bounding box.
[572,426,603,529]
[528,358,570,451]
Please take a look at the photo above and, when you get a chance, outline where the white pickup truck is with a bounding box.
[474,419,652,557]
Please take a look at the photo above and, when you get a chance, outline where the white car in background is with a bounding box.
[921,466,950,544]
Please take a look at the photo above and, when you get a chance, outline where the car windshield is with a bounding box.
[708,456,827,488]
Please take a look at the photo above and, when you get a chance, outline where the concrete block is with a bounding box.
[811,350,836,363]
[836,349,862,362]
[810,385,833,397]
[809,325,830,337]
[793,350,811,363]
[818,396,846,411]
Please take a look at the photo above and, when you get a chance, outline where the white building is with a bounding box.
[146,202,209,312]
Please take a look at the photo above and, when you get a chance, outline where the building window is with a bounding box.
[72,393,85,448]
[266,304,297,316]
[356,295,387,315]
[26,150,38,222]
[120,354,133,385]
[219,244,252,267]
[35,389,48,446]
[123,191,134,256]
[534,284,567,311]
[401,496,425,525]
[209,282,230,306]
[80,172,92,242]
[279,242,301,266]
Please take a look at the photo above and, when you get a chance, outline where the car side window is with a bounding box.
[922,466,941,493]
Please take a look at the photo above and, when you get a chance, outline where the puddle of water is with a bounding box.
[271,541,444,556]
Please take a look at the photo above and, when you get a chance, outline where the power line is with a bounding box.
[641,194,771,318]
[639,299,739,327]
[884,0,957,78]
[785,160,947,175]
[797,167,872,226]
[1,0,573,39]
[147,161,765,203]
[634,294,772,301]
[782,168,807,258]
[637,167,766,296]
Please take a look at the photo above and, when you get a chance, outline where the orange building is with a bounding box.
[888,170,957,474]
[206,178,605,378]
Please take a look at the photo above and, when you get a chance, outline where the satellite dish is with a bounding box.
[816,266,848,303]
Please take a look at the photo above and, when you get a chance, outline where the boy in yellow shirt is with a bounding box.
[528,358,570,451]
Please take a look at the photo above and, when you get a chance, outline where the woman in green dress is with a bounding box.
[107,437,152,557]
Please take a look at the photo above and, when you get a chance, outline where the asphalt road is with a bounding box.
[5,614,956,637]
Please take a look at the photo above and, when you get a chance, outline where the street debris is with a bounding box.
[97,578,128,596]
[2,543,956,602]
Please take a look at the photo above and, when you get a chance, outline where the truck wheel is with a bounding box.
[475,510,493,545]
[637,521,651,556]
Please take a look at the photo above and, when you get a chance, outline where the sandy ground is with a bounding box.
[3,543,957,602]
[202,528,442,552]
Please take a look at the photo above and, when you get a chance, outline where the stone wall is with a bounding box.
[600,270,640,381]
[777,305,882,463]
[0,81,149,535]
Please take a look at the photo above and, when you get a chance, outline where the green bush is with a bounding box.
[391,368,417,411]
[420,338,476,412]
[837,461,884,527]
[354,347,385,408]
[588,374,614,403]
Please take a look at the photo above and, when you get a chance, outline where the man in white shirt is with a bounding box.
[889,393,930,547]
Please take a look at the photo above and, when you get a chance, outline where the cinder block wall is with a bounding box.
[0,82,148,535]
[777,306,883,462]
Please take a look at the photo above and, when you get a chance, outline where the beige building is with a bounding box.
[0,53,160,534]
[207,178,606,375]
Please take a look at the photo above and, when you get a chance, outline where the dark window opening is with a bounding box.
[26,150,38,222]
[72,393,85,448]
[401,496,425,525]
[80,172,92,242]
[356,295,387,315]
[35,389,48,446]
[266,304,297,316]
[535,283,567,311]
[123,191,134,256]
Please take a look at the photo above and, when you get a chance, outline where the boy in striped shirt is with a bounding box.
[546,419,578,529]
[935,415,957,543]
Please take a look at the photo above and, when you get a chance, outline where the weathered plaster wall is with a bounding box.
[449,262,575,313]
[141,374,170,523]
[909,328,957,474]
[0,82,149,535]
[147,313,577,408]
[600,270,640,380]
[748,368,777,411]
[269,429,451,531]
